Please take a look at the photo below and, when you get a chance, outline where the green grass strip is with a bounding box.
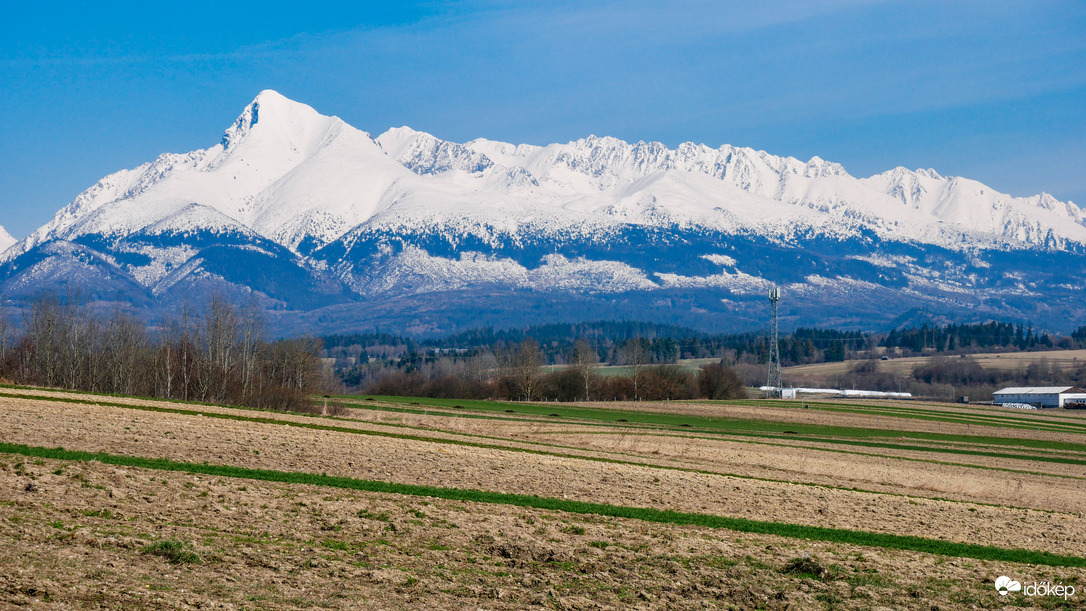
[324,397,1086,475]
[355,395,1086,454]
[728,433,1086,466]
[0,391,611,465]
[718,399,1086,434]
[18,388,1046,508]
[536,428,1086,483]
[2,442,1084,569]
[341,396,1086,466]
[3,387,1082,515]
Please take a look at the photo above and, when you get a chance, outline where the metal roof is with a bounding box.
[993,386,1084,395]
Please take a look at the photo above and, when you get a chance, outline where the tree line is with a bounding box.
[881,322,1056,353]
[0,294,327,411]
[359,338,746,402]
[325,319,1086,402]
[325,326,874,384]
[326,320,1086,376]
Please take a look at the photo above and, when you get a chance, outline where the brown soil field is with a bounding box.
[1,388,1084,609]
[5,457,1081,610]
[323,400,1086,509]
[343,409,1086,516]
[1,394,1084,554]
[12,386,1086,443]
[526,430,1086,508]
[342,403,1086,482]
[571,399,1086,444]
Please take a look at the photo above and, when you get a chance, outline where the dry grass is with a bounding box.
[6,456,1080,610]
[1,393,1085,556]
[783,348,1086,384]
[1,387,1085,608]
[534,429,1086,511]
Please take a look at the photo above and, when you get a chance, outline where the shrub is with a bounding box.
[598,375,635,401]
[142,539,201,564]
[696,362,746,399]
[781,555,826,580]
[540,368,585,402]
[641,365,696,400]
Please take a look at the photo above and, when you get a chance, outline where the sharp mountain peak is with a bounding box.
[0,91,1083,335]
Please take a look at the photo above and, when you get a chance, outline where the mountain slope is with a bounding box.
[8,91,417,258]
[0,226,14,254]
[381,127,1086,249]
[1,90,1083,334]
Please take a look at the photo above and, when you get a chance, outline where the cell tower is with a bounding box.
[766,286,782,397]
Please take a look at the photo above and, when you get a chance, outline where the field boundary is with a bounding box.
[716,399,1086,434]
[340,397,1086,467]
[3,441,1084,569]
[6,388,1083,498]
[4,387,1083,521]
[355,395,1086,454]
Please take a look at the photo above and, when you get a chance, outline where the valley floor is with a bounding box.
[0,387,1083,609]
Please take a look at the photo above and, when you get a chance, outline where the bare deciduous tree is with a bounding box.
[198,294,239,402]
[104,306,147,396]
[8,292,323,413]
[503,339,543,401]
[618,338,650,399]
[571,338,601,401]
[0,306,13,373]
[23,292,64,388]
[239,296,265,400]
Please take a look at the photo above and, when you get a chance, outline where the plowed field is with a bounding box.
[1,387,1083,609]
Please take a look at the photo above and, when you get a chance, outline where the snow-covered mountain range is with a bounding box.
[2,90,1083,334]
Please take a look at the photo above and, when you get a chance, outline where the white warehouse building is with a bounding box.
[992,386,1086,408]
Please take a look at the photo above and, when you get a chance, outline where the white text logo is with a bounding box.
[996,576,1076,600]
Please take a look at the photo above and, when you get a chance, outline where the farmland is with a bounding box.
[782,348,1086,387]
[538,348,1086,391]
[1,387,1084,609]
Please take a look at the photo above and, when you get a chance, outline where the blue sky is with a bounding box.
[2,0,1083,238]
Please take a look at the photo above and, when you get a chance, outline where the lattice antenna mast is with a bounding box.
[766,286,782,397]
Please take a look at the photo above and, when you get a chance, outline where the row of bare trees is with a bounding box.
[363,338,747,402]
[0,294,327,411]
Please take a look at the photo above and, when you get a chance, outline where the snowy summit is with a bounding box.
[1,90,1083,333]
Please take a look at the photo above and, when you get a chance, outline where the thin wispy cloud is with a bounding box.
[0,0,1082,236]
